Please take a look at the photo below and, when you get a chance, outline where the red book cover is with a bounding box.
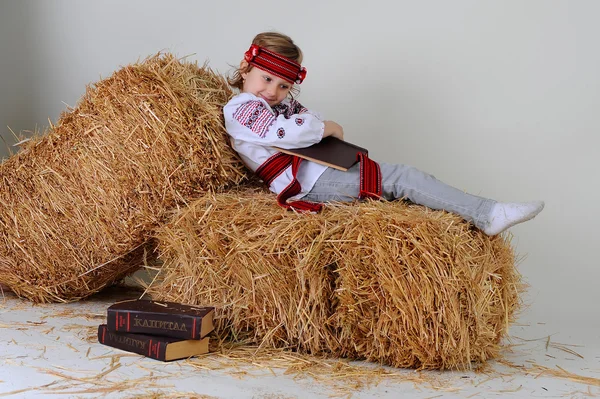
[106,299,214,340]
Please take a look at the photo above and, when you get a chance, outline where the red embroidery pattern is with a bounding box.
[272,100,309,119]
[277,128,285,138]
[272,103,290,118]
[244,44,307,84]
[290,99,308,115]
[295,118,304,126]
[233,101,275,138]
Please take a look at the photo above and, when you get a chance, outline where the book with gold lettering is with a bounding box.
[97,324,209,361]
[106,299,214,340]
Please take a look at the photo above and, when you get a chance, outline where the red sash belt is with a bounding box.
[255,151,382,213]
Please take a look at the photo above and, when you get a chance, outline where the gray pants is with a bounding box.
[302,163,495,230]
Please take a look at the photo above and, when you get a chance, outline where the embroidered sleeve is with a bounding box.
[224,94,325,150]
[232,100,276,138]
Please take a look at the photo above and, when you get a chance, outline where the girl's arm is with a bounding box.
[225,95,325,149]
[288,99,344,140]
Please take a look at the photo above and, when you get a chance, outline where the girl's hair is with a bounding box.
[229,32,304,96]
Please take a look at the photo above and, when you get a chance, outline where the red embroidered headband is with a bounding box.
[244,44,307,84]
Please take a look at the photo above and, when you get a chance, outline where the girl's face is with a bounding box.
[241,66,292,107]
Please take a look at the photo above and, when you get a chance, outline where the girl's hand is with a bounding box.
[323,120,344,141]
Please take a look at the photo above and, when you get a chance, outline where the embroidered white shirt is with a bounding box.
[224,93,328,199]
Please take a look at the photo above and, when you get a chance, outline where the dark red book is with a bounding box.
[106,299,214,340]
[274,136,368,171]
[97,324,209,362]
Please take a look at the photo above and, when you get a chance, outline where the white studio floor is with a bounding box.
[1,285,599,399]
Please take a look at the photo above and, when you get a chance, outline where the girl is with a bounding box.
[223,32,544,236]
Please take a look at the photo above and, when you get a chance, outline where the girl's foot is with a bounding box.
[483,201,545,236]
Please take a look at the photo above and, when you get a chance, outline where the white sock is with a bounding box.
[483,201,545,236]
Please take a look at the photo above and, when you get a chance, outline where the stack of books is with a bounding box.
[97,299,215,361]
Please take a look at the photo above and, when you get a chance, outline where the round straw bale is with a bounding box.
[0,53,249,303]
[147,189,522,370]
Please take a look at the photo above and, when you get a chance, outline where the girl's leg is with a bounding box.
[303,162,495,230]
